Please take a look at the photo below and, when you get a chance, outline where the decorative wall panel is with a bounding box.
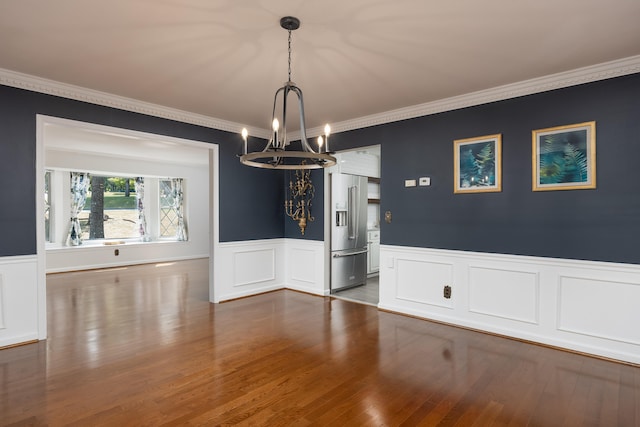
[0,274,4,330]
[396,259,454,308]
[558,276,640,345]
[233,249,275,287]
[0,256,39,347]
[290,248,315,284]
[469,266,539,324]
[284,240,326,296]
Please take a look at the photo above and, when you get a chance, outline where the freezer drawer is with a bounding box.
[331,250,367,291]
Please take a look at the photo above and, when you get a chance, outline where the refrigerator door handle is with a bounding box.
[348,185,356,240]
[354,185,360,241]
[333,249,368,258]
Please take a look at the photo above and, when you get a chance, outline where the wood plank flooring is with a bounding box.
[1,259,639,426]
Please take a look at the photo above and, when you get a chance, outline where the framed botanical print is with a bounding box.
[532,121,596,191]
[454,134,502,194]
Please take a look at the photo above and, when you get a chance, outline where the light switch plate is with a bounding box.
[419,177,431,186]
[405,179,417,187]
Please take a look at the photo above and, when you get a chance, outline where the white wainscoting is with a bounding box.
[213,238,327,303]
[558,275,640,346]
[0,256,39,348]
[469,266,539,325]
[233,248,276,286]
[284,240,327,296]
[214,239,286,302]
[396,259,454,309]
[0,273,4,330]
[379,245,640,364]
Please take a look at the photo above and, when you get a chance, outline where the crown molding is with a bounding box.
[2,55,639,140]
[0,68,271,139]
[306,54,640,137]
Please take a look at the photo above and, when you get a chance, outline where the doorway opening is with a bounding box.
[327,145,380,306]
[36,115,219,340]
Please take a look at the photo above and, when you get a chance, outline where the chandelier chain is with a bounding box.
[287,29,292,82]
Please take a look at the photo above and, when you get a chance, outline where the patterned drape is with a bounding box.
[134,177,150,242]
[66,172,90,246]
[172,178,188,241]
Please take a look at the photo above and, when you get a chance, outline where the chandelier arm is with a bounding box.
[268,86,287,151]
[288,85,314,152]
[281,85,289,149]
[271,86,285,121]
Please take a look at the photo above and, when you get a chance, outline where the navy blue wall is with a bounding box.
[0,85,283,256]
[3,73,640,263]
[327,73,640,264]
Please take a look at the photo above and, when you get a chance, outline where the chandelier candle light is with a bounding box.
[239,16,336,170]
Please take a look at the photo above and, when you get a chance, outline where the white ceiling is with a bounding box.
[1,1,640,132]
[44,120,211,166]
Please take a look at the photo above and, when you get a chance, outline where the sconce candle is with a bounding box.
[324,124,331,152]
[272,118,280,148]
[241,128,248,155]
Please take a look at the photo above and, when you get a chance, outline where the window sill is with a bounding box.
[46,239,187,251]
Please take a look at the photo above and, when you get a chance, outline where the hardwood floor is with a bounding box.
[1,259,639,426]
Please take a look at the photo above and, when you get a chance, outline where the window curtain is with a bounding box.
[134,177,150,242]
[172,178,188,241]
[66,172,90,246]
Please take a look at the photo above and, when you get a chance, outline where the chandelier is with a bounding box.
[239,16,337,170]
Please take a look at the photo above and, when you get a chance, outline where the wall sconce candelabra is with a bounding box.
[285,165,315,235]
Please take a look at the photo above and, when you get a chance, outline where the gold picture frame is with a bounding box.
[532,121,596,191]
[454,134,502,194]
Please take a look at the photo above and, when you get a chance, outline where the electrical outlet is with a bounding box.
[443,285,451,299]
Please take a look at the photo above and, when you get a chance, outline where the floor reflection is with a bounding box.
[46,260,208,370]
[1,259,638,425]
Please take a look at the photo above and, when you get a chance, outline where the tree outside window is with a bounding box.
[81,175,139,240]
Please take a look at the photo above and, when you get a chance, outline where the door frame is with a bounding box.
[35,115,220,340]
[323,145,381,296]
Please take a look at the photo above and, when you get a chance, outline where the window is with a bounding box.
[159,179,179,238]
[44,170,52,242]
[80,175,139,240]
[46,171,188,246]
[159,178,188,241]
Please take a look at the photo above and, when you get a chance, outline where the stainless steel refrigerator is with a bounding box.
[330,173,368,291]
